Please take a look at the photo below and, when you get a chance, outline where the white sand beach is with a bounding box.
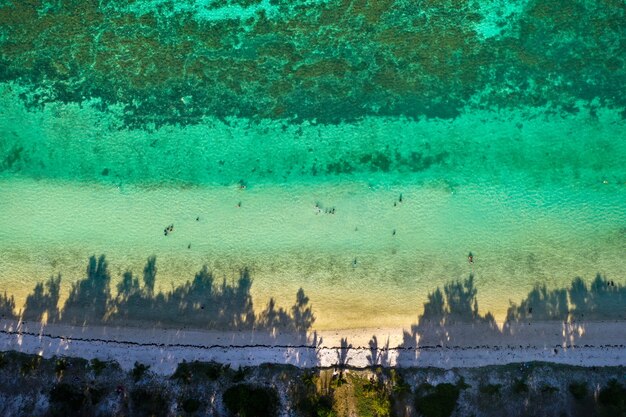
[1,319,624,375]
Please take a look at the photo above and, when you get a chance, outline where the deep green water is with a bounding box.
[0,0,624,329]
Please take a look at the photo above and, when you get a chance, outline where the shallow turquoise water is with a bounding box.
[0,1,625,329]
[1,86,624,328]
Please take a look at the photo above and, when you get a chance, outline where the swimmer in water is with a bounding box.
[352,258,357,267]
[468,252,474,264]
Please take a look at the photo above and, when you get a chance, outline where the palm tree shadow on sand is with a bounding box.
[398,273,626,366]
[3,259,625,368]
[502,274,626,347]
[397,274,500,366]
[0,292,16,321]
[367,335,391,368]
[4,254,320,367]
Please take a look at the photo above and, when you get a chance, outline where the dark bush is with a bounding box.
[89,358,107,376]
[130,387,170,417]
[292,373,317,417]
[318,395,335,417]
[598,379,626,416]
[55,358,68,376]
[292,371,335,417]
[479,383,502,396]
[512,379,529,394]
[172,361,193,384]
[232,366,250,382]
[132,362,150,382]
[202,361,228,380]
[223,383,279,417]
[391,369,411,394]
[182,397,201,413]
[568,381,588,400]
[88,386,106,405]
[20,355,42,375]
[457,377,470,391]
[173,361,230,383]
[415,383,460,417]
[540,384,558,395]
[49,383,87,416]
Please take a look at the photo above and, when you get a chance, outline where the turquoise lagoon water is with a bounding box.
[0,1,625,329]
[1,85,624,328]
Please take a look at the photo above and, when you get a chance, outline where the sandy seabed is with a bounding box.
[1,319,624,375]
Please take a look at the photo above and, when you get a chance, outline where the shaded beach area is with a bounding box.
[1,255,624,372]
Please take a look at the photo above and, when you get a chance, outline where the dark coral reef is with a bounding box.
[0,0,624,128]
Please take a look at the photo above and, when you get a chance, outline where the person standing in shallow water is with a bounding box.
[468,252,474,264]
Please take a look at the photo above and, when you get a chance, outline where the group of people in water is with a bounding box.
[160,187,478,269]
[314,203,335,215]
[393,193,403,207]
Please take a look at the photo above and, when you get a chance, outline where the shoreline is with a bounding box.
[2,319,624,375]
[1,178,625,331]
